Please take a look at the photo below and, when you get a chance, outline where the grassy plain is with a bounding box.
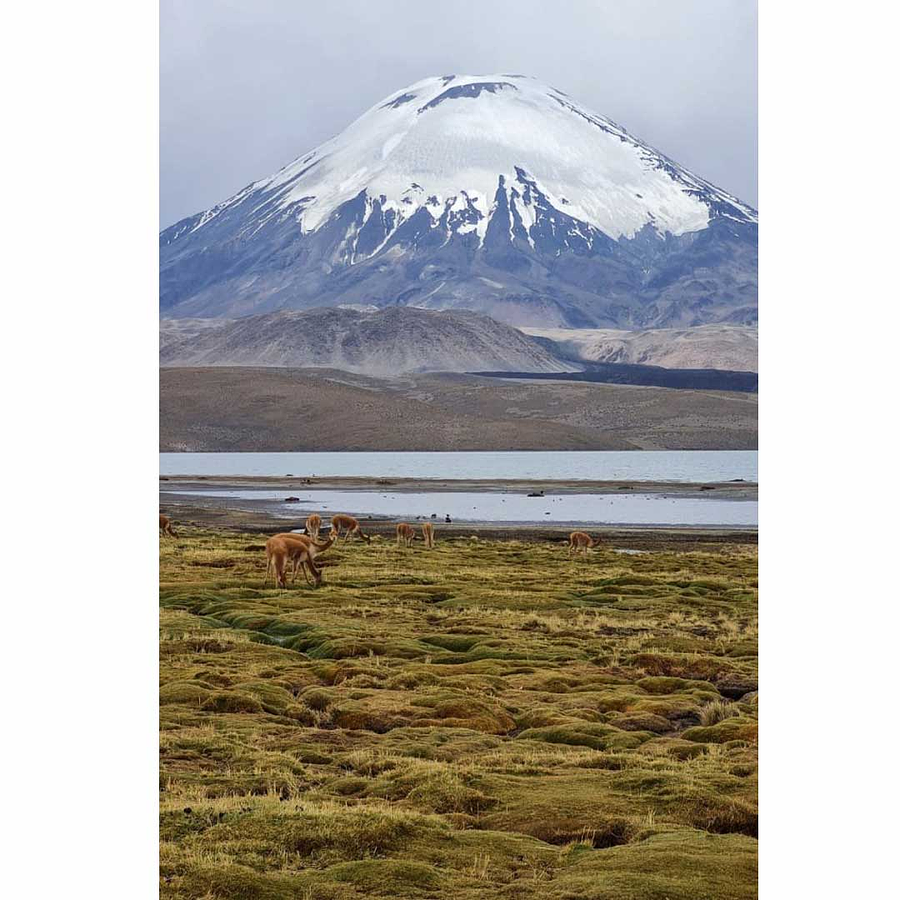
[160,527,758,899]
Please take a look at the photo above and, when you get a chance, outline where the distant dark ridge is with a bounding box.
[470,363,758,393]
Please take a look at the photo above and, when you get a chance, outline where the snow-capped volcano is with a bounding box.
[161,74,757,327]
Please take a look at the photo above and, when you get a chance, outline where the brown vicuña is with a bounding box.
[303,514,322,541]
[263,536,293,589]
[273,532,335,585]
[160,514,177,537]
[421,522,435,549]
[329,514,370,543]
[396,522,415,547]
[263,535,329,589]
[272,535,321,587]
[568,531,597,554]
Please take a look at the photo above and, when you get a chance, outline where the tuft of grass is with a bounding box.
[699,698,742,726]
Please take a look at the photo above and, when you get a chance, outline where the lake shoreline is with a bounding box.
[160,474,757,501]
[159,492,758,543]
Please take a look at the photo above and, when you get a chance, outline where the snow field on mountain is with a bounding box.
[256,74,743,240]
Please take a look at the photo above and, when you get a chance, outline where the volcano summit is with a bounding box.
[160,74,757,328]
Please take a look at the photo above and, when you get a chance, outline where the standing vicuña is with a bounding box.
[273,532,335,585]
[303,514,322,541]
[568,531,597,554]
[263,536,293,588]
[160,514,176,537]
[329,514,371,543]
[396,522,415,547]
[421,522,435,549]
[264,535,328,588]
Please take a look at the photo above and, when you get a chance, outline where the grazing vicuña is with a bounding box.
[329,514,371,544]
[568,531,597,554]
[396,523,416,547]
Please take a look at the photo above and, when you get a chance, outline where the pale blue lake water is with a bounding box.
[160,450,757,483]
[163,488,757,528]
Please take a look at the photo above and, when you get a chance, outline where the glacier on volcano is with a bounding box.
[160,74,757,328]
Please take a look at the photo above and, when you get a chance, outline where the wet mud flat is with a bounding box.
[161,474,757,501]
[158,499,757,550]
[160,474,758,536]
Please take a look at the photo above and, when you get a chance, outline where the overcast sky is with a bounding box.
[160,0,757,228]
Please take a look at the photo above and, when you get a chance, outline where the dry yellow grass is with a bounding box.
[160,527,757,898]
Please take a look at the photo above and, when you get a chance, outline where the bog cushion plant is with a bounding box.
[161,527,757,898]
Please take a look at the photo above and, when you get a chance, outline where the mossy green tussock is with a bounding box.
[161,528,757,898]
